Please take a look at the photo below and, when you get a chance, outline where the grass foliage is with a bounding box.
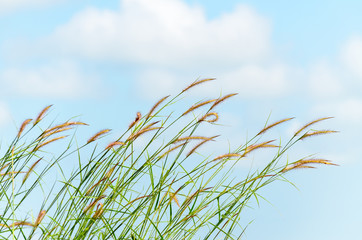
[0,79,337,239]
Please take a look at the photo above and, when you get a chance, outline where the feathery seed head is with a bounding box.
[129,112,142,129]
[146,95,170,120]
[300,130,338,140]
[34,105,53,126]
[105,141,125,150]
[213,153,242,161]
[35,210,46,227]
[294,117,334,136]
[17,118,32,138]
[182,78,216,93]
[34,136,68,151]
[198,112,219,123]
[210,93,238,109]
[182,99,216,116]
[257,117,294,136]
[87,129,111,143]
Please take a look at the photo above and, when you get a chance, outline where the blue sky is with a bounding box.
[1,0,361,239]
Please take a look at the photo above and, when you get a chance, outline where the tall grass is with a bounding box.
[0,79,337,239]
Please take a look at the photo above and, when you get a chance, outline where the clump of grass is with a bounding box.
[0,79,337,239]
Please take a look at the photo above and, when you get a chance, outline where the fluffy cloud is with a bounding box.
[136,64,288,100]
[8,0,289,100]
[47,0,270,68]
[341,36,362,79]
[0,102,11,128]
[313,98,362,125]
[0,0,62,14]
[1,61,100,99]
[308,61,344,98]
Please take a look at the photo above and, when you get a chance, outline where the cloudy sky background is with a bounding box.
[1,0,361,239]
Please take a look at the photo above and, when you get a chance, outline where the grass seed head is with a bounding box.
[17,118,32,138]
[198,112,219,123]
[92,203,104,219]
[87,129,111,143]
[186,135,219,157]
[129,112,142,129]
[105,141,125,150]
[23,158,42,184]
[182,78,216,93]
[127,127,162,142]
[44,121,88,134]
[300,130,338,140]
[34,105,53,126]
[213,153,242,161]
[35,210,46,227]
[182,99,216,116]
[34,135,68,151]
[210,93,238,109]
[175,136,215,143]
[257,117,294,136]
[294,117,334,136]
[146,95,170,120]
[240,140,279,158]
[160,142,188,159]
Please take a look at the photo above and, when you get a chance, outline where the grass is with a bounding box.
[0,79,337,239]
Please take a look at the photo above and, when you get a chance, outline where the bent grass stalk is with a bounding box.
[0,79,337,239]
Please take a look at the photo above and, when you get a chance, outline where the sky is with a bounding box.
[0,0,361,239]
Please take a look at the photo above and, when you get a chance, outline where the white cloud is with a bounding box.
[341,36,362,79]
[313,98,362,125]
[136,63,289,99]
[308,61,344,98]
[1,61,100,99]
[9,0,290,100]
[219,64,288,97]
[44,0,270,68]
[137,69,182,99]
[0,102,11,128]
[0,0,63,14]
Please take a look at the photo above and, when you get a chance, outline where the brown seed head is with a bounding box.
[34,105,53,126]
[127,127,161,142]
[17,119,32,138]
[105,141,125,150]
[186,135,219,157]
[146,95,170,120]
[241,140,279,158]
[182,78,216,93]
[35,210,46,227]
[175,136,214,143]
[160,142,188,159]
[294,117,334,136]
[182,99,216,116]
[87,129,111,143]
[84,195,106,213]
[300,130,338,140]
[23,158,42,184]
[41,127,72,139]
[92,203,104,219]
[210,93,238,109]
[11,221,34,228]
[129,112,142,129]
[213,153,242,161]
[34,136,67,151]
[282,158,338,173]
[44,121,88,134]
[257,117,294,136]
[198,112,218,123]
[282,165,316,173]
